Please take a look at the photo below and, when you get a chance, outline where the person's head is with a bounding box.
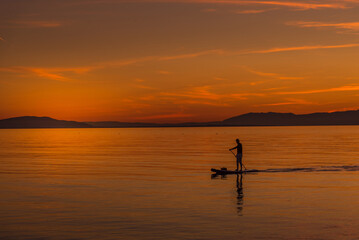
[236,139,240,143]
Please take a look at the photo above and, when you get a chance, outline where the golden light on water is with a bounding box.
[1,127,359,239]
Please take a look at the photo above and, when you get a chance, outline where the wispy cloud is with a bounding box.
[246,43,359,54]
[134,78,145,82]
[0,50,221,81]
[258,98,315,106]
[161,85,263,103]
[161,86,225,100]
[229,0,347,10]
[96,49,223,68]
[98,56,157,68]
[234,8,276,14]
[276,85,359,95]
[99,43,359,70]
[133,84,157,90]
[263,87,288,91]
[288,21,359,33]
[214,77,227,81]
[4,42,359,81]
[77,0,348,10]
[0,67,91,81]
[26,68,69,81]
[6,20,64,28]
[158,49,224,61]
[328,107,359,113]
[157,70,172,75]
[244,67,304,80]
[134,113,194,121]
[176,99,229,106]
[201,8,217,12]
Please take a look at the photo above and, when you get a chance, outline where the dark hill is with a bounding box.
[222,110,359,126]
[0,116,91,129]
[1,110,359,128]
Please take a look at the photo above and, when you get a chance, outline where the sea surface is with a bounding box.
[0,126,358,240]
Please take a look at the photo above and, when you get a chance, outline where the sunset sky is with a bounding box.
[1,0,359,122]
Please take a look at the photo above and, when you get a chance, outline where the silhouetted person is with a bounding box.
[229,139,243,171]
[236,173,244,214]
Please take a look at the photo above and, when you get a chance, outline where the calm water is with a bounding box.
[0,126,359,240]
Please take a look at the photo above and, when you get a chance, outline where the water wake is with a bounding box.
[251,165,359,173]
[211,165,359,175]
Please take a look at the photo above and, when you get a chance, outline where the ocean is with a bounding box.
[0,126,358,239]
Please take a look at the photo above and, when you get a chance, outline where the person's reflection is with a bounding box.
[236,173,244,215]
[211,173,245,216]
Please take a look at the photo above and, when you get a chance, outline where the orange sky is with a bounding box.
[1,0,359,123]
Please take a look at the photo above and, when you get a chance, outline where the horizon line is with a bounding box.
[1,109,358,124]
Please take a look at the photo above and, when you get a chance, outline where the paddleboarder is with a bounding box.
[229,139,243,171]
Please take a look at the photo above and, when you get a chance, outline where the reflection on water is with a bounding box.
[236,174,244,215]
[0,126,359,239]
[211,173,245,216]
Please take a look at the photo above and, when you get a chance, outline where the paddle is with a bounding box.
[230,149,247,170]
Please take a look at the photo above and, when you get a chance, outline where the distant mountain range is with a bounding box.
[1,110,359,128]
[222,110,359,126]
[0,116,91,129]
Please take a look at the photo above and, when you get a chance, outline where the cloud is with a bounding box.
[328,107,359,112]
[287,21,359,33]
[157,70,171,75]
[134,78,145,82]
[99,43,359,70]
[4,42,359,81]
[161,86,225,100]
[161,85,263,103]
[0,50,221,81]
[263,87,288,91]
[6,20,64,28]
[158,49,224,60]
[133,84,157,90]
[106,43,359,61]
[98,56,156,68]
[243,67,304,80]
[176,99,229,106]
[228,0,346,10]
[258,98,315,106]
[76,0,348,10]
[234,8,275,14]
[26,68,69,81]
[95,49,223,69]
[134,113,194,121]
[0,36,4,41]
[201,8,217,12]
[89,49,224,71]
[246,43,359,54]
[0,66,91,81]
[276,85,359,95]
[244,68,277,77]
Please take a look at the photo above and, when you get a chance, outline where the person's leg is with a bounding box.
[236,154,239,171]
[239,154,243,171]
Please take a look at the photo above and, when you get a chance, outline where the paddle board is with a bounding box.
[211,168,259,175]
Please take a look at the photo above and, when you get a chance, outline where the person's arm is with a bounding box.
[229,146,237,151]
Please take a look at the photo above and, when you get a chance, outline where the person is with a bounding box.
[229,139,243,171]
